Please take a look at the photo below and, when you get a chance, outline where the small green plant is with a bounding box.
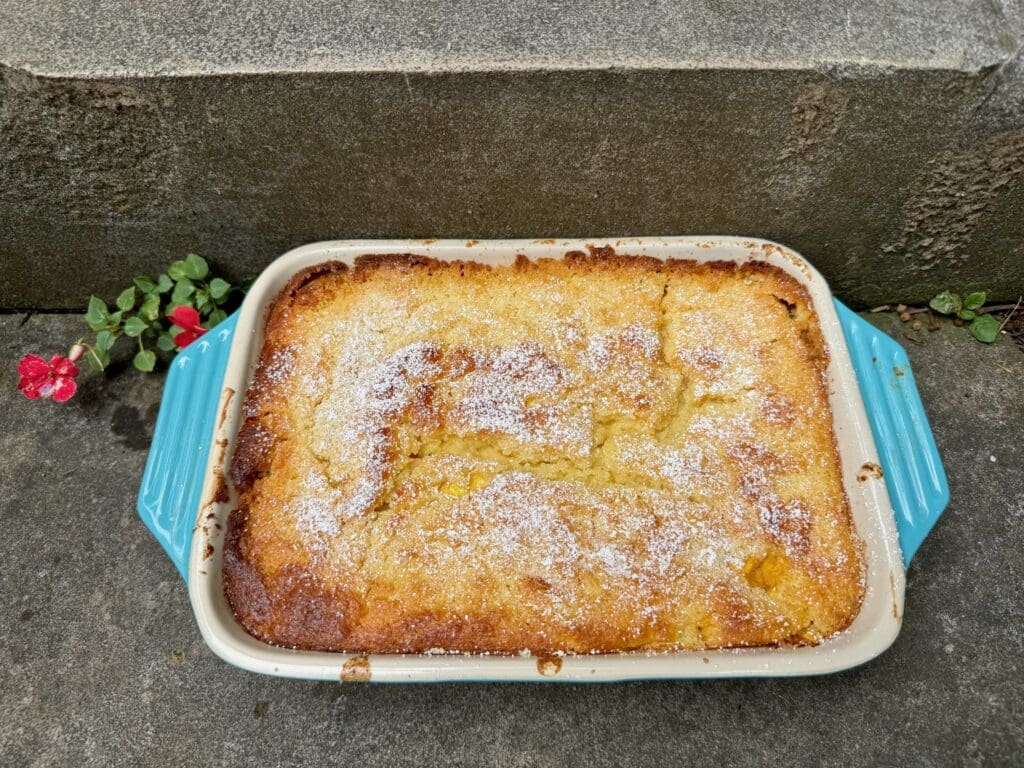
[16,253,246,404]
[928,290,1001,343]
[83,253,239,372]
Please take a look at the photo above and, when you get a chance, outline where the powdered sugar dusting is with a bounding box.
[313,340,445,519]
[671,309,758,399]
[450,344,592,454]
[364,471,744,628]
[608,434,727,498]
[240,258,861,650]
[290,470,341,539]
[732,443,812,556]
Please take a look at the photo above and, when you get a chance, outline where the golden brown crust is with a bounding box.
[225,250,865,654]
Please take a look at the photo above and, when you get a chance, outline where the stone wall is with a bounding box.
[2,0,1022,307]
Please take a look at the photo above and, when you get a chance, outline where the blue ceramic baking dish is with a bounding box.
[138,238,949,681]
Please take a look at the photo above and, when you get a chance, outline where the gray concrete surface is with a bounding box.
[2,1,1023,308]
[0,0,1015,75]
[0,312,1021,767]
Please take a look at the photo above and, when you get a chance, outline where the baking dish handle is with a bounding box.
[137,312,239,581]
[834,301,950,566]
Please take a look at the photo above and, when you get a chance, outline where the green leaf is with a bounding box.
[156,272,173,293]
[133,348,156,372]
[85,295,108,329]
[156,333,177,352]
[140,292,160,322]
[116,286,136,312]
[969,314,1000,343]
[184,253,209,280]
[958,309,976,321]
[82,352,103,374]
[133,276,156,293]
[208,308,227,326]
[95,330,117,352]
[123,316,149,337]
[963,291,986,311]
[87,345,110,370]
[195,291,210,312]
[209,277,231,300]
[171,279,195,304]
[167,260,187,281]
[107,310,123,328]
[928,290,962,316]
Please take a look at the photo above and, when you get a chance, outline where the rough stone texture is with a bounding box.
[1,1,1023,308]
[0,313,1022,766]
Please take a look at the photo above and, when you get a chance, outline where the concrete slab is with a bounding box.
[0,313,1021,766]
[1,2,1023,308]
[0,0,1014,75]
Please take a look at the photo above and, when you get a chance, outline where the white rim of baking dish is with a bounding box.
[188,237,905,682]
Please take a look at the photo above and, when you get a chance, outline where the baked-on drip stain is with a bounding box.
[341,655,372,682]
[857,462,884,481]
[536,655,563,676]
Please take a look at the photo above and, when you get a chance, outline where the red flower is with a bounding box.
[18,353,80,402]
[168,306,207,348]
